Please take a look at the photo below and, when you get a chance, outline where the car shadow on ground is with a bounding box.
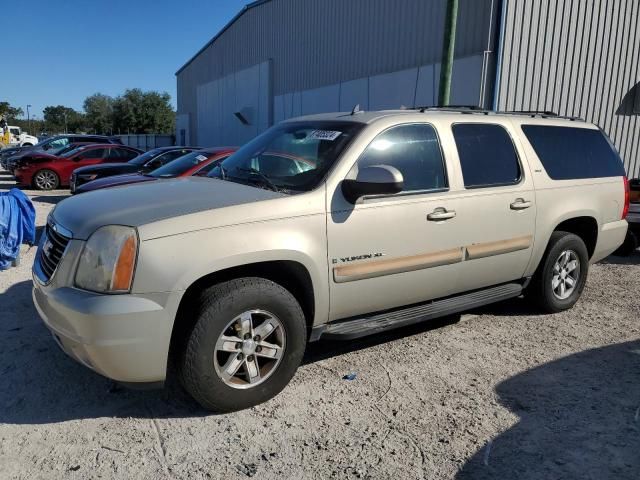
[456,339,640,479]
[601,249,640,265]
[29,194,70,205]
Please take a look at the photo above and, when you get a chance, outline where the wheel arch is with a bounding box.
[552,216,598,259]
[168,260,316,367]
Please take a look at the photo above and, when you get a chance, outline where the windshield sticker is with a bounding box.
[195,154,208,162]
[308,130,342,141]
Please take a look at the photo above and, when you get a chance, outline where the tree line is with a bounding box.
[1,89,175,136]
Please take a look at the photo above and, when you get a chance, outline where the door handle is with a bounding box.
[510,199,532,210]
[427,208,456,221]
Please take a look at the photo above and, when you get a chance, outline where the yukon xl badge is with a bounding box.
[332,253,385,264]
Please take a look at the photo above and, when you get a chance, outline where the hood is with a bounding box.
[74,162,139,175]
[13,151,58,164]
[52,177,285,239]
[77,173,153,193]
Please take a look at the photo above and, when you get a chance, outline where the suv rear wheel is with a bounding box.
[529,231,589,313]
[179,277,307,412]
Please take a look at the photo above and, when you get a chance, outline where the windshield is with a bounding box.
[209,121,363,192]
[149,151,214,178]
[129,148,167,166]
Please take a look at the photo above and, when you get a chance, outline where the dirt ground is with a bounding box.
[1,171,639,479]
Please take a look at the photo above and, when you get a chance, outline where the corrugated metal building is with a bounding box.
[176,0,640,176]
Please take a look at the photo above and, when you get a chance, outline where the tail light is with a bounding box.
[622,176,630,219]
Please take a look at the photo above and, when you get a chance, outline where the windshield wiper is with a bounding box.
[234,167,280,192]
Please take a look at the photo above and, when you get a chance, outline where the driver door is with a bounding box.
[63,147,107,183]
[327,123,464,321]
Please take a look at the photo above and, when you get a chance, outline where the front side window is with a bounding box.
[521,125,625,180]
[355,123,447,192]
[210,121,364,193]
[452,123,521,188]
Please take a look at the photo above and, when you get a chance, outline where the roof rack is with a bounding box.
[413,105,491,114]
[502,110,584,121]
[410,106,584,121]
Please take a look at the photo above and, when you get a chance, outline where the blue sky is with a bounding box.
[4,0,248,119]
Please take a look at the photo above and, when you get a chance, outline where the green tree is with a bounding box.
[0,102,24,120]
[112,89,174,134]
[43,105,86,133]
[84,93,114,135]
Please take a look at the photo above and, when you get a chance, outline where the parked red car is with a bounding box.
[13,144,143,190]
[73,147,237,194]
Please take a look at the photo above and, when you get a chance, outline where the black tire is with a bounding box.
[32,169,60,190]
[612,229,638,257]
[179,277,307,412]
[529,231,589,313]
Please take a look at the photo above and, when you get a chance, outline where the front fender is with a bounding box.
[132,214,329,326]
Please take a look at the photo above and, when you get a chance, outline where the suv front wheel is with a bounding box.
[179,277,307,412]
[530,231,589,313]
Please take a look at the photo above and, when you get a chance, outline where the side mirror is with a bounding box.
[341,165,404,203]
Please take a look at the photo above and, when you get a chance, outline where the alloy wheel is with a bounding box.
[34,171,57,190]
[551,250,580,300]
[213,309,286,389]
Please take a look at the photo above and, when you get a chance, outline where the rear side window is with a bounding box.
[77,148,107,159]
[452,124,521,188]
[107,148,137,160]
[521,125,625,180]
[357,123,447,192]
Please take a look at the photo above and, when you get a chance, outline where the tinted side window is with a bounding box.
[357,124,447,192]
[159,150,189,164]
[48,138,69,149]
[78,148,107,159]
[521,125,625,180]
[452,124,521,188]
[109,148,138,160]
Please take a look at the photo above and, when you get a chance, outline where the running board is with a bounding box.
[311,282,523,341]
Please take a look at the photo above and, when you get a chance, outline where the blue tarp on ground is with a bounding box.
[0,189,36,270]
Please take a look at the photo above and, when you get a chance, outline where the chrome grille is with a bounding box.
[38,223,71,281]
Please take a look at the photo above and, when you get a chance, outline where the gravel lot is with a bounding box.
[1,170,639,479]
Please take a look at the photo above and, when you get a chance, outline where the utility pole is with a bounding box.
[438,0,459,106]
[63,112,68,134]
[27,104,32,133]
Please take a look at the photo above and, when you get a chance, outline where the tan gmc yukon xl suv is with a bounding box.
[32,109,629,411]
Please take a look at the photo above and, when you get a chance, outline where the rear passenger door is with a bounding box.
[448,122,536,292]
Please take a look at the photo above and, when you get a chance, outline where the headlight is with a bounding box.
[79,174,98,181]
[75,225,138,293]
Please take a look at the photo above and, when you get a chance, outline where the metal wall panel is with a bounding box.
[196,61,271,147]
[497,0,640,177]
[177,0,498,144]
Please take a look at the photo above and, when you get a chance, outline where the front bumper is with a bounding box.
[32,281,180,383]
[32,234,182,383]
